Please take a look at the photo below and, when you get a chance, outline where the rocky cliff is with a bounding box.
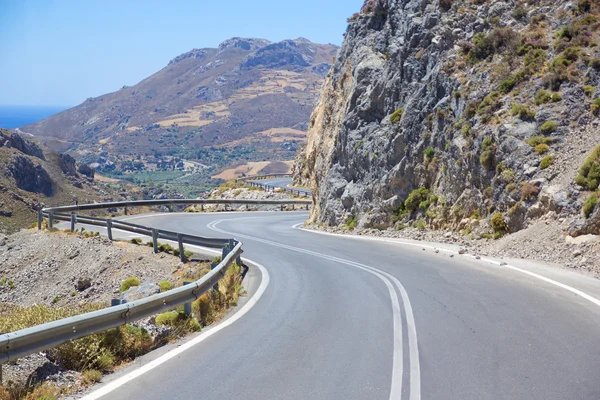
[0,129,123,233]
[295,0,600,238]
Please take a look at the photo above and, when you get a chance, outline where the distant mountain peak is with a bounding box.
[168,49,207,65]
[217,37,271,52]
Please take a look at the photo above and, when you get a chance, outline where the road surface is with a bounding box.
[79,211,600,400]
[248,177,312,196]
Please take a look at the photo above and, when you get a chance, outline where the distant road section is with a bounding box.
[249,177,312,196]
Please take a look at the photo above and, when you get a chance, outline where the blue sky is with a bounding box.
[0,0,362,107]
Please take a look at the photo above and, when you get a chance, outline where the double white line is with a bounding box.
[207,218,421,400]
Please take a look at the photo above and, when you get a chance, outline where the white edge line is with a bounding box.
[207,218,408,400]
[80,248,270,400]
[297,227,600,309]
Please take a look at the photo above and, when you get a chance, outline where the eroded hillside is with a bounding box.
[0,129,124,233]
[20,38,338,177]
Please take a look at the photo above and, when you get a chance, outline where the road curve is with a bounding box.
[82,211,600,400]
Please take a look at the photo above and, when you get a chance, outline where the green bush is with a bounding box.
[467,27,520,63]
[528,136,553,147]
[120,277,140,293]
[535,143,550,154]
[576,146,600,190]
[511,103,536,120]
[425,147,435,159]
[155,311,201,335]
[158,243,174,253]
[477,91,501,123]
[534,90,562,105]
[584,85,596,97]
[540,155,555,169]
[130,238,142,245]
[404,188,430,212]
[490,213,507,234]
[83,369,103,385]
[584,193,598,218]
[591,98,600,115]
[159,281,173,292]
[390,108,404,124]
[480,137,495,170]
[499,76,518,93]
[344,216,358,230]
[539,121,558,134]
[501,168,515,182]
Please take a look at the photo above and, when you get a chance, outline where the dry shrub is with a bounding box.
[521,183,540,200]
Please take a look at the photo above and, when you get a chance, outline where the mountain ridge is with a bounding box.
[20,37,338,179]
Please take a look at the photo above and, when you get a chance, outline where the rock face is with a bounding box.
[8,155,53,196]
[294,0,600,234]
[59,153,78,176]
[0,130,44,160]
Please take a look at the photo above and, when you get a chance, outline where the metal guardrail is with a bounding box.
[0,242,242,364]
[236,173,292,182]
[246,181,310,197]
[1,197,313,364]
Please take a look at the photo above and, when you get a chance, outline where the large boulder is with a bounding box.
[121,282,160,303]
[59,153,78,176]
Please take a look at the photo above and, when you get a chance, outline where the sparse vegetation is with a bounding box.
[511,103,536,120]
[130,238,142,245]
[404,187,430,213]
[82,369,103,385]
[534,90,562,105]
[155,311,201,335]
[159,281,173,292]
[540,155,555,169]
[390,107,404,124]
[480,136,496,169]
[539,121,558,134]
[528,136,553,147]
[521,182,540,201]
[583,193,598,218]
[491,213,507,235]
[535,143,550,154]
[591,98,600,115]
[120,277,141,293]
[576,145,600,190]
[344,216,358,230]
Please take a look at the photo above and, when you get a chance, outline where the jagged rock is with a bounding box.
[0,131,45,160]
[59,153,78,176]
[121,282,160,303]
[8,155,53,196]
[76,278,91,291]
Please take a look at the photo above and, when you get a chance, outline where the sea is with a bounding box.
[0,105,68,129]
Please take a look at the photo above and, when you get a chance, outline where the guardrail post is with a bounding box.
[177,234,185,262]
[124,206,128,216]
[280,204,284,211]
[37,210,43,230]
[152,229,159,253]
[106,219,113,241]
[306,203,309,210]
[48,212,54,229]
[201,204,204,212]
[70,213,76,232]
[183,282,192,316]
[292,204,295,210]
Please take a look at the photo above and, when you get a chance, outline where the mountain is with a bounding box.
[0,128,124,233]
[20,38,338,178]
[294,0,600,239]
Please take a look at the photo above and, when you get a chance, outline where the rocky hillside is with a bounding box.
[0,128,123,233]
[295,0,600,240]
[20,38,338,174]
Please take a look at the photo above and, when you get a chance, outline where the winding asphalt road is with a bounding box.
[80,211,600,400]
